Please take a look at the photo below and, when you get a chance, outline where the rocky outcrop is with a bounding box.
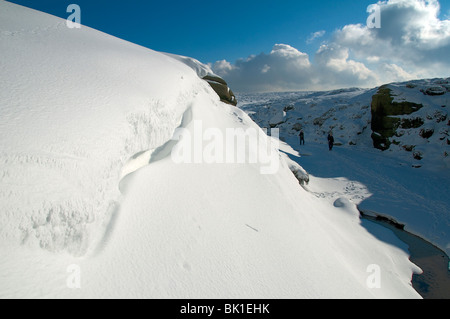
[269,111,287,128]
[163,53,237,106]
[369,80,449,166]
[424,86,447,96]
[371,85,423,150]
[202,75,237,106]
[281,153,310,186]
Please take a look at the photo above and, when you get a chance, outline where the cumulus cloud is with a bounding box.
[212,42,379,92]
[213,44,315,92]
[212,59,236,75]
[333,0,450,76]
[314,44,377,86]
[212,0,450,92]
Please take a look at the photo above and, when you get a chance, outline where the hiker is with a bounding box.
[299,130,305,145]
[327,132,334,151]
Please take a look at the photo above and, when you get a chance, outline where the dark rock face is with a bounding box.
[371,86,423,150]
[420,128,434,139]
[413,151,423,160]
[424,86,447,96]
[400,117,424,129]
[202,75,237,106]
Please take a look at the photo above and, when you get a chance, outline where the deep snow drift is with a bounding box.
[0,2,421,298]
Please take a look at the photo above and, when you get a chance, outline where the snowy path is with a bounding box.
[284,138,450,255]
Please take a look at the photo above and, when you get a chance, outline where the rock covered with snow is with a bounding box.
[165,53,237,106]
[202,75,237,106]
[281,152,310,185]
[370,79,449,168]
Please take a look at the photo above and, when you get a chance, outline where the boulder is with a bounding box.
[420,128,434,139]
[413,151,423,160]
[423,86,446,96]
[202,75,237,106]
[281,153,310,186]
[400,117,424,129]
[164,54,238,106]
[402,145,415,152]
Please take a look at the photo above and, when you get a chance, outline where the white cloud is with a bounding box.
[307,30,326,44]
[212,0,450,92]
[269,44,310,63]
[377,63,417,82]
[315,44,377,87]
[212,44,316,92]
[333,0,450,72]
[212,43,377,92]
[212,59,235,75]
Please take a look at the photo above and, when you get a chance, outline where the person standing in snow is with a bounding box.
[299,130,305,145]
[327,132,334,151]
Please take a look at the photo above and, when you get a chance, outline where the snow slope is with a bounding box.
[0,2,421,298]
[0,1,205,256]
[238,81,450,255]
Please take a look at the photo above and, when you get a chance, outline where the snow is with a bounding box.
[0,1,204,256]
[163,52,216,78]
[238,80,450,256]
[0,2,422,298]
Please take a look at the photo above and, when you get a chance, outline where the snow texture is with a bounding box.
[238,79,450,256]
[0,2,422,298]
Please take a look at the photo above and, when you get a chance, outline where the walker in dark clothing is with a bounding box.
[327,133,334,151]
[299,130,305,145]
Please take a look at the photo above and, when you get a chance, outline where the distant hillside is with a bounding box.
[238,78,450,170]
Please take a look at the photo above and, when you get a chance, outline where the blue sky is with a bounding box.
[5,0,431,62]
[7,0,450,91]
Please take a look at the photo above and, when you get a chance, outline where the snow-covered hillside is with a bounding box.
[239,79,449,170]
[0,2,422,298]
[238,79,450,256]
[239,88,376,147]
